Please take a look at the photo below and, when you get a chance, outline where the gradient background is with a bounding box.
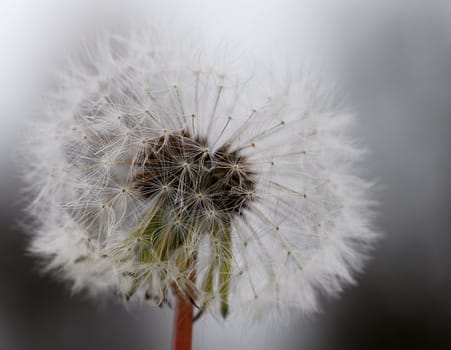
[1,1,451,349]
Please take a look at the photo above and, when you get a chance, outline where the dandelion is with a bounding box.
[24,29,377,349]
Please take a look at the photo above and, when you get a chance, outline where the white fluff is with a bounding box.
[24,28,377,320]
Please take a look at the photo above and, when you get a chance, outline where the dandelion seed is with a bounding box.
[24,28,377,350]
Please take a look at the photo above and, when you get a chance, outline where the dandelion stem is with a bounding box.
[172,292,194,350]
[172,252,196,350]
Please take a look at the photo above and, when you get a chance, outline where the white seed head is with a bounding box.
[24,28,377,320]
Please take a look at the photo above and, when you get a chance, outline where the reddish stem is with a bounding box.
[172,293,194,350]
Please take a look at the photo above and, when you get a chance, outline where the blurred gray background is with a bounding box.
[1,0,451,349]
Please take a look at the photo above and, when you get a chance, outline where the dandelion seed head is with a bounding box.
[24,27,377,321]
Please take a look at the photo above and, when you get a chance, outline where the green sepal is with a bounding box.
[126,273,144,299]
[195,259,217,318]
[218,225,232,319]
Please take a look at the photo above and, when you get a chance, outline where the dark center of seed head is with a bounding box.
[133,130,255,221]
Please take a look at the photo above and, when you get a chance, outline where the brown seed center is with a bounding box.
[133,131,255,222]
